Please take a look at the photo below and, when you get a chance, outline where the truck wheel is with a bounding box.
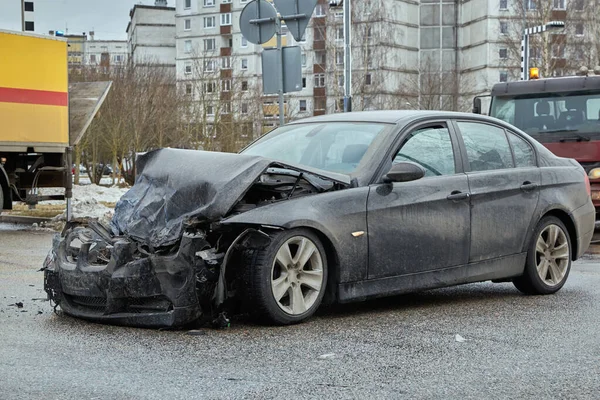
[513,216,572,295]
[242,229,328,325]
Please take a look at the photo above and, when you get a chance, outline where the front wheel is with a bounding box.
[241,229,328,325]
[513,216,572,295]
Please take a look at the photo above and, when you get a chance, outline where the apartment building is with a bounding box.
[127,2,177,73]
[85,40,128,67]
[173,0,593,135]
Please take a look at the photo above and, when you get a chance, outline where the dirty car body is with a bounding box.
[44,111,595,328]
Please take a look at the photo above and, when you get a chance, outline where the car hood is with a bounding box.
[110,148,349,248]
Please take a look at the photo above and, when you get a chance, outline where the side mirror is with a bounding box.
[383,162,425,183]
[473,97,482,114]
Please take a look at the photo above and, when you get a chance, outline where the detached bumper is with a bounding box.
[44,230,209,328]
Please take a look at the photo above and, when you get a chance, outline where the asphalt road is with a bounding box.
[1,223,599,400]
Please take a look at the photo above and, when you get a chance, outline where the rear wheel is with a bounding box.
[242,229,328,325]
[513,216,572,295]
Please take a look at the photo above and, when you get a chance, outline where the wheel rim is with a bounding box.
[271,236,324,316]
[535,224,570,287]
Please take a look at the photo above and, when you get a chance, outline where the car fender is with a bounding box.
[221,186,371,283]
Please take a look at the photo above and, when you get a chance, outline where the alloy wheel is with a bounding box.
[535,224,570,287]
[271,236,324,315]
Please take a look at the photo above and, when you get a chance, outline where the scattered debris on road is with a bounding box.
[455,334,467,343]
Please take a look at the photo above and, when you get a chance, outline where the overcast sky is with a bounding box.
[0,0,174,40]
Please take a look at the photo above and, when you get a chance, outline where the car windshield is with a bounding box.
[241,122,390,174]
[490,92,600,140]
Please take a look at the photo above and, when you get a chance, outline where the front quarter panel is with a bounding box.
[221,187,370,283]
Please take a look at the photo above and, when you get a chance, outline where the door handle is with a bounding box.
[447,191,470,201]
[520,181,537,192]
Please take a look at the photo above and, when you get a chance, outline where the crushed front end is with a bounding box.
[44,222,217,328]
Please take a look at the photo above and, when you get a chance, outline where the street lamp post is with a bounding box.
[521,21,565,80]
[330,0,351,111]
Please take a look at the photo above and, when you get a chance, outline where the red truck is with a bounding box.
[474,72,600,218]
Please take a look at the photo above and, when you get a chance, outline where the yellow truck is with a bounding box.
[0,29,110,217]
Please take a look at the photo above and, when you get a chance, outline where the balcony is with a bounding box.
[220,26,231,35]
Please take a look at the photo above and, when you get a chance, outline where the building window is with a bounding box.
[299,100,307,111]
[525,0,536,10]
[301,53,306,67]
[241,80,248,91]
[552,44,565,58]
[204,60,216,72]
[241,58,248,70]
[530,46,541,60]
[241,102,248,114]
[185,62,192,74]
[499,71,508,82]
[241,36,248,47]
[337,76,343,87]
[315,51,326,65]
[185,84,193,95]
[553,0,565,9]
[302,77,306,88]
[365,73,372,85]
[221,56,231,69]
[204,38,216,51]
[223,103,231,114]
[575,23,584,36]
[314,4,325,17]
[25,21,34,31]
[207,105,214,115]
[204,16,215,28]
[222,0,232,3]
[24,1,34,12]
[90,54,96,63]
[499,48,508,59]
[336,52,343,65]
[222,79,231,91]
[221,13,232,26]
[204,81,216,93]
[500,21,508,35]
[184,19,191,30]
[499,0,508,10]
[184,40,192,53]
[336,27,344,41]
[115,55,123,63]
[204,0,215,7]
[314,73,325,88]
[184,0,191,9]
[366,27,372,39]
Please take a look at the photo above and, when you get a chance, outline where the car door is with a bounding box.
[453,120,541,263]
[367,122,471,279]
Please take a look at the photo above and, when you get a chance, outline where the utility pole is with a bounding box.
[343,0,352,112]
[21,0,25,31]
[276,17,285,126]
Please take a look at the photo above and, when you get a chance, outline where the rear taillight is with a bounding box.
[585,173,591,196]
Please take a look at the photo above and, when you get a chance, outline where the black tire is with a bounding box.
[513,216,572,295]
[241,228,328,325]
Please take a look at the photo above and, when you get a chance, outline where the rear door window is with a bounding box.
[508,132,536,167]
[457,121,514,172]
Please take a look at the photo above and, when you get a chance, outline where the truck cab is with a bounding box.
[479,75,600,216]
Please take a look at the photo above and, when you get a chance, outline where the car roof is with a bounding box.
[287,110,500,125]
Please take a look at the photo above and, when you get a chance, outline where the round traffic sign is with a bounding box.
[239,0,278,45]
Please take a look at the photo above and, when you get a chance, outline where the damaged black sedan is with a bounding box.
[44,111,596,328]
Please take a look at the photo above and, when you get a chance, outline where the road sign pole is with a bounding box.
[343,0,352,112]
[277,17,285,126]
